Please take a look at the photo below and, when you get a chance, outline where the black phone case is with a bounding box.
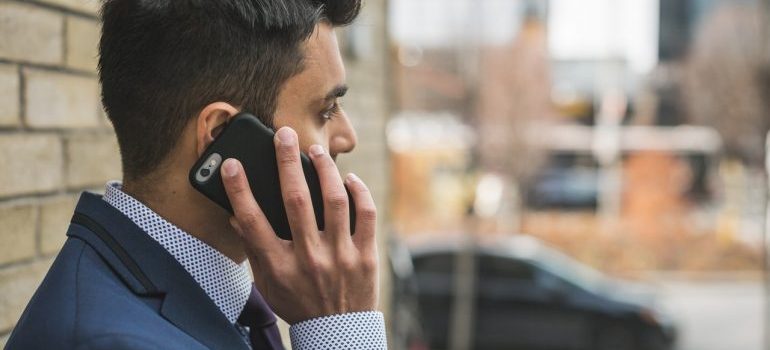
[189,113,355,240]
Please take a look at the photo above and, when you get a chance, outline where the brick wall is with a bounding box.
[0,0,122,345]
[0,0,391,347]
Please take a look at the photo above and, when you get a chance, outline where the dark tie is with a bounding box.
[238,285,285,350]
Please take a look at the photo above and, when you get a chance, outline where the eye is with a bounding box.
[321,100,342,120]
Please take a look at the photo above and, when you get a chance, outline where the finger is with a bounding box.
[221,158,283,255]
[344,173,377,252]
[274,127,319,247]
[308,144,351,248]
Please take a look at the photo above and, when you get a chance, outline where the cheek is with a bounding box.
[273,114,329,152]
[296,127,328,152]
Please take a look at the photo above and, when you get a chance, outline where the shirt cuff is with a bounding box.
[289,311,387,350]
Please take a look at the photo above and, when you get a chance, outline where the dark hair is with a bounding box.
[98,0,361,181]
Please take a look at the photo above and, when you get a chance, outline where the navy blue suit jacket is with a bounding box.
[5,192,283,350]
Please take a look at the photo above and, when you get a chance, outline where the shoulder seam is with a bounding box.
[71,213,159,295]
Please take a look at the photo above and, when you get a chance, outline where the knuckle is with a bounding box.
[358,205,377,222]
[361,255,378,274]
[239,212,261,229]
[232,184,251,197]
[303,256,330,276]
[319,157,337,171]
[285,190,309,208]
[313,152,331,165]
[224,176,245,192]
[336,255,356,273]
[326,193,349,211]
[230,182,244,193]
[352,182,370,194]
[277,149,300,166]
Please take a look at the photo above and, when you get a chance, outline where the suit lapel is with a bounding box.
[68,192,249,350]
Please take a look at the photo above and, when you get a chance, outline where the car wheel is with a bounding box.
[595,324,636,350]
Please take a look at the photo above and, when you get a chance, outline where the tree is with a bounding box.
[683,3,769,166]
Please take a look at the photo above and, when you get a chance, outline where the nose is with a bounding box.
[329,113,357,157]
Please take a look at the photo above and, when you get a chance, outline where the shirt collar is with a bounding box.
[102,181,252,324]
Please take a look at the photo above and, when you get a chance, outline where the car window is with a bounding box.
[478,255,535,281]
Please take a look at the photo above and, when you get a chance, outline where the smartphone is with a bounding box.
[189,112,355,240]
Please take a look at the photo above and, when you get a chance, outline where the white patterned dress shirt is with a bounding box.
[103,181,387,349]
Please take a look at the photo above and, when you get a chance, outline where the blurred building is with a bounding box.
[389,0,764,273]
[390,0,550,234]
[530,0,765,272]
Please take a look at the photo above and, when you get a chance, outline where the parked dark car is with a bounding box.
[389,238,430,350]
[411,236,677,350]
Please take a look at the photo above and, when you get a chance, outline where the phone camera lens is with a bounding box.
[200,168,211,177]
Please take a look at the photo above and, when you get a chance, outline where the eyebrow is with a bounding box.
[323,85,348,102]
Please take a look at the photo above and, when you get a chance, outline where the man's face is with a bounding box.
[272,22,357,159]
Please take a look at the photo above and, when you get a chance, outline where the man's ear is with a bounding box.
[196,102,239,157]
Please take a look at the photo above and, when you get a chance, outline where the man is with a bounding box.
[5,0,385,349]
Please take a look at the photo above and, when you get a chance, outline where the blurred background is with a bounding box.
[386,0,769,349]
[0,0,768,349]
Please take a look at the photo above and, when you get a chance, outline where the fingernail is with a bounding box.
[346,173,361,184]
[309,144,325,157]
[276,127,296,146]
[222,158,238,177]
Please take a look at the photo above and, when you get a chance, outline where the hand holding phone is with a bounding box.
[220,127,379,324]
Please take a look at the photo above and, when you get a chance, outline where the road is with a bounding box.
[654,277,766,350]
